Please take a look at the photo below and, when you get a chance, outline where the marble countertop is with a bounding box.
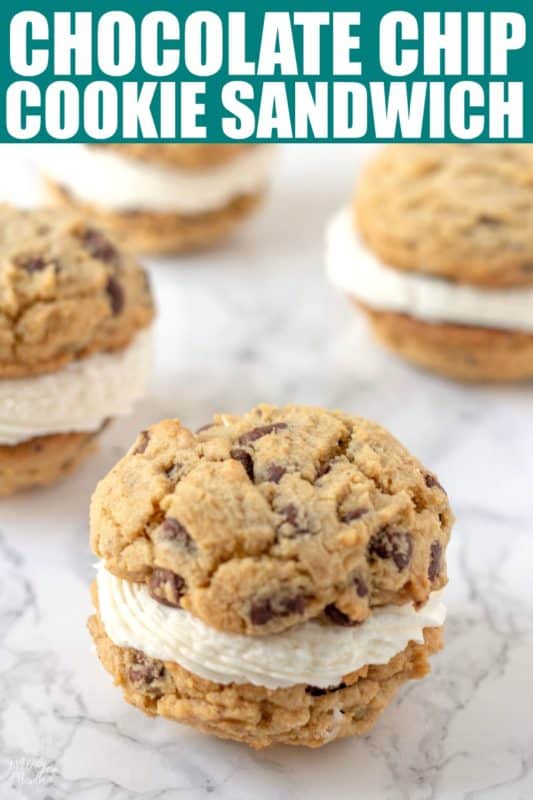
[0,144,532,800]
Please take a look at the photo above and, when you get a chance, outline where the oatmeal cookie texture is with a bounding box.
[91,404,452,636]
[0,205,154,378]
[88,598,443,749]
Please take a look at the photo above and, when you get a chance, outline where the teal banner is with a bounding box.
[0,1,530,142]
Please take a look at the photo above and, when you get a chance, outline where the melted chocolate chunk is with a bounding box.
[238,423,288,446]
[106,276,124,315]
[424,473,444,491]
[128,652,166,688]
[230,448,254,481]
[83,228,118,263]
[428,541,442,581]
[368,528,413,571]
[21,256,47,273]
[477,214,502,227]
[265,464,286,483]
[306,681,347,697]
[341,508,368,523]
[250,594,306,626]
[164,462,182,481]
[160,517,195,552]
[324,604,359,626]
[316,462,332,478]
[148,568,186,607]
[281,503,299,527]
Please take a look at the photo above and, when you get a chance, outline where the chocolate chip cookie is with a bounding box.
[39,144,275,255]
[91,404,452,636]
[89,595,443,749]
[89,404,452,747]
[326,144,533,382]
[0,205,154,496]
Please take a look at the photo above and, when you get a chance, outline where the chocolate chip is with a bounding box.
[250,594,306,625]
[424,473,444,491]
[238,423,288,446]
[316,462,331,478]
[128,652,166,688]
[306,686,327,697]
[265,464,286,483]
[106,276,124,315]
[428,541,442,581]
[353,575,369,597]
[477,214,502,227]
[148,568,186,607]
[230,448,254,481]
[341,508,368,523]
[306,682,347,697]
[368,528,413,571]
[324,604,359,626]
[21,256,47,273]
[83,228,118,263]
[165,462,182,481]
[160,517,195,552]
[133,430,150,455]
[281,503,299,527]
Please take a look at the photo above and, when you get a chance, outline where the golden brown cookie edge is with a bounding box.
[360,303,533,382]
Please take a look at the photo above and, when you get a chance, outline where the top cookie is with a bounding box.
[98,143,252,171]
[91,404,453,636]
[356,144,533,288]
[0,206,154,378]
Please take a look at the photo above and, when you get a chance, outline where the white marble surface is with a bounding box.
[0,144,532,800]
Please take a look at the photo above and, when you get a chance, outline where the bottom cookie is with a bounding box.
[88,604,443,749]
[361,304,533,382]
[0,428,101,496]
[46,181,263,255]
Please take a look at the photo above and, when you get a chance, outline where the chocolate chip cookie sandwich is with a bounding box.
[36,144,275,254]
[326,144,533,381]
[0,206,154,496]
[88,403,452,748]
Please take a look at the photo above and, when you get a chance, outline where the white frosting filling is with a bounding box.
[326,208,533,332]
[35,144,275,214]
[0,330,152,446]
[96,564,446,690]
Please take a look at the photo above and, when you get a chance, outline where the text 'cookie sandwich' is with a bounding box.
[0,206,154,496]
[326,144,533,382]
[88,404,453,748]
[37,143,275,255]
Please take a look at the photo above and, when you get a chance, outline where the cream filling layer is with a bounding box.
[96,564,446,690]
[326,209,533,332]
[0,329,152,446]
[35,144,275,214]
